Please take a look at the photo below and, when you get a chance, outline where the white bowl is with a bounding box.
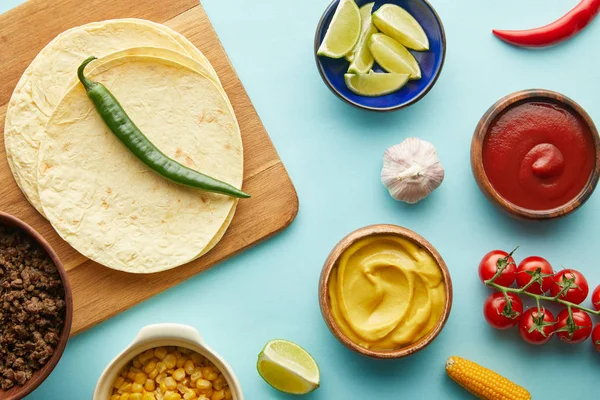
[93,323,243,399]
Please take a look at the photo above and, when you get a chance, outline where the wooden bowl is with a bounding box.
[471,89,600,220]
[0,212,73,400]
[319,224,452,359]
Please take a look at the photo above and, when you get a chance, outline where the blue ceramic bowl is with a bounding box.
[314,0,446,111]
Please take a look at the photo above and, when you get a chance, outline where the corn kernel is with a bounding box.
[110,395,120,400]
[156,372,167,384]
[134,372,147,385]
[114,376,125,389]
[183,389,197,400]
[211,390,225,400]
[191,354,202,365]
[148,368,159,380]
[156,361,167,374]
[160,381,168,393]
[181,377,190,387]
[129,394,142,400]
[132,383,143,393]
[119,382,132,394]
[196,379,212,391]
[127,372,137,381]
[213,376,225,391]
[120,394,130,400]
[144,378,156,391]
[224,389,232,400]
[164,354,177,369]
[183,360,195,375]
[176,357,187,369]
[154,347,168,359]
[202,368,217,381]
[173,368,186,381]
[143,360,157,374]
[190,370,202,383]
[142,394,156,400]
[177,347,191,354]
[166,394,182,400]
[139,349,155,363]
[132,358,142,369]
[130,367,141,373]
[165,376,177,390]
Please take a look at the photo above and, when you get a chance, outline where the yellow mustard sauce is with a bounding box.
[329,235,446,351]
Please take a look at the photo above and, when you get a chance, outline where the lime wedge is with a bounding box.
[317,0,361,58]
[345,71,410,96]
[373,4,429,51]
[369,33,421,79]
[347,3,378,73]
[257,339,320,395]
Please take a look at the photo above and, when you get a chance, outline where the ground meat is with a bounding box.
[0,225,65,390]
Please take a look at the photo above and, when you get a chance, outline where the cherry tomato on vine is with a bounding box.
[555,309,592,344]
[592,285,600,312]
[550,269,589,305]
[592,324,600,352]
[515,256,554,294]
[483,292,523,330]
[519,307,555,345]
[479,249,517,287]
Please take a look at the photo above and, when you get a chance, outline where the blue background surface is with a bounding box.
[2,0,600,398]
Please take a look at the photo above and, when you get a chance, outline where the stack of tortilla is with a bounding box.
[4,19,244,273]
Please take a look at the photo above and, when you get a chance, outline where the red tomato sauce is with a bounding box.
[482,101,596,210]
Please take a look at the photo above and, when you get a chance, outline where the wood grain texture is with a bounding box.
[318,225,452,360]
[470,89,600,220]
[0,0,298,335]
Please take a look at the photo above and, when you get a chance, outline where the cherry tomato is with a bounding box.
[592,285,600,311]
[483,292,523,330]
[555,309,592,344]
[518,307,555,345]
[592,323,600,352]
[550,269,589,305]
[479,249,517,287]
[515,256,554,294]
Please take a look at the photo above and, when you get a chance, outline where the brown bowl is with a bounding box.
[318,224,452,359]
[0,212,73,400]
[471,89,600,220]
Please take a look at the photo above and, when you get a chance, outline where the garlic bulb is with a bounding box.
[381,137,444,204]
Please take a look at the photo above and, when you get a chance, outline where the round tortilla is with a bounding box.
[37,55,243,273]
[5,19,219,216]
[78,48,238,260]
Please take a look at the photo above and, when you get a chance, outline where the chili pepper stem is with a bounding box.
[78,56,98,91]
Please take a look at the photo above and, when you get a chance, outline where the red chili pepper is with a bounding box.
[493,0,600,47]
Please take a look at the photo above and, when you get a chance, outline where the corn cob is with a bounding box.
[445,356,531,400]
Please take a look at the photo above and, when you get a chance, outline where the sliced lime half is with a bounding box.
[372,4,429,51]
[347,2,377,73]
[257,339,320,395]
[345,71,410,96]
[369,33,421,79]
[317,0,362,58]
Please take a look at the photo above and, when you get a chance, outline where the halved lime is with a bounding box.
[345,71,409,96]
[347,2,377,73]
[257,339,320,395]
[317,0,362,58]
[369,33,421,79]
[373,4,429,51]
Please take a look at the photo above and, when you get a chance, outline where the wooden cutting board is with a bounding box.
[0,0,298,335]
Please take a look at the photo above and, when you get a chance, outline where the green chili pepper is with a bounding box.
[77,56,250,199]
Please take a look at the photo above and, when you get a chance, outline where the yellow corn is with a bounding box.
[154,347,168,360]
[111,347,229,400]
[173,368,186,381]
[446,356,531,400]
